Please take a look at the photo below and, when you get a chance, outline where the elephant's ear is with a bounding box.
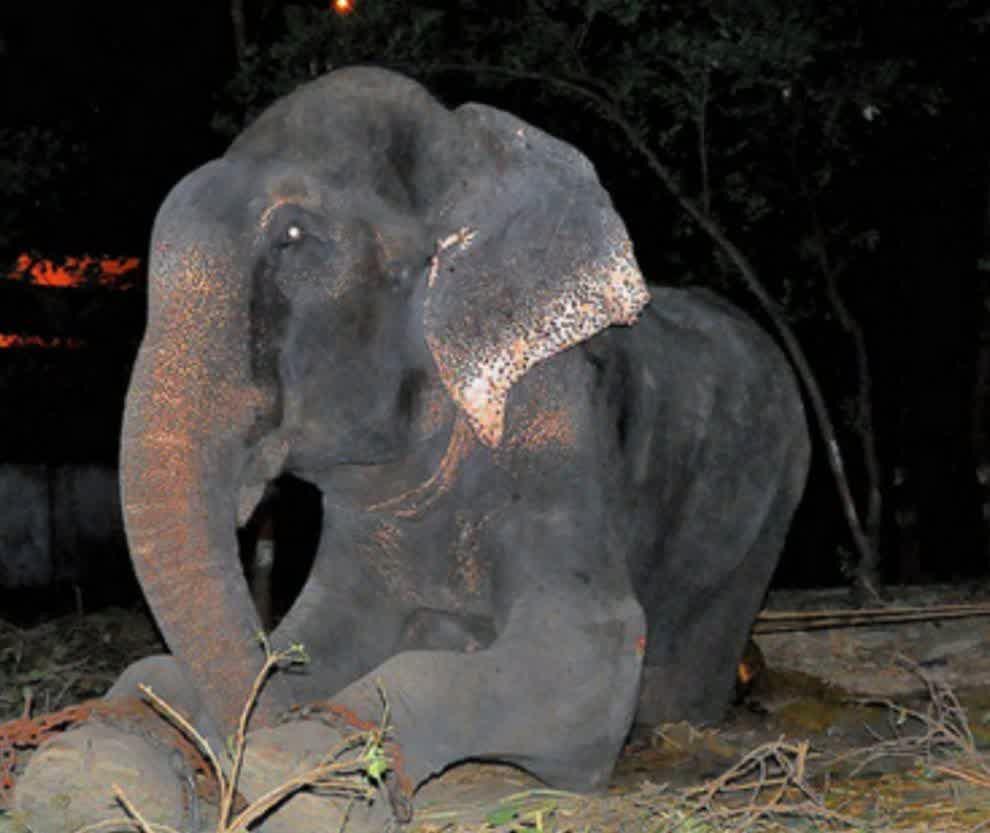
[422,104,650,448]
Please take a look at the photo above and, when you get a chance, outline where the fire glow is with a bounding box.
[5,253,140,291]
[332,0,354,15]
[0,334,84,350]
[0,254,138,350]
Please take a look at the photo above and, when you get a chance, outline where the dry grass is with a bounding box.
[0,608,163,723]
[833,655,988,778]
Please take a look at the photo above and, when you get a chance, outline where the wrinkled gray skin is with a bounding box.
[111,67,810,794]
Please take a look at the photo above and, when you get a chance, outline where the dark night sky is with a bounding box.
[2,3,234,253]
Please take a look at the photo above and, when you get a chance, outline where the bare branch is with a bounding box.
[230,0,248,66]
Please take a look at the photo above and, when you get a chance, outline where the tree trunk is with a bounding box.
[974,164,990,568]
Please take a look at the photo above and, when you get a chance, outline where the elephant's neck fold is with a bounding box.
[315,410,473,515]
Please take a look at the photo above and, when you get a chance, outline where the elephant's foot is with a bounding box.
[238,720,395,833]
[14,722,200,833]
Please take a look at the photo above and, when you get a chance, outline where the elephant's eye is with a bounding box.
[270,222,305,253]
[271,222,305,251]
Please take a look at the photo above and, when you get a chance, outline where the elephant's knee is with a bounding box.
[110,654,193,707]
[110,654,220,747]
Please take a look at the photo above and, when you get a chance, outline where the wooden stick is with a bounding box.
[753,602,990,633]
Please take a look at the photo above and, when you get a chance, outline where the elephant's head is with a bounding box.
[121,67,649,734]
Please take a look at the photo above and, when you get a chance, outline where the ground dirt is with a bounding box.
[3,584,990,831]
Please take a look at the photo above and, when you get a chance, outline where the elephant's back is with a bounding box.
[637,286,788,374]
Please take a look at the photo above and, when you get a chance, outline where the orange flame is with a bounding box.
[332,0,354,14]
[6,253,140,291]
[736,660,757,686]
[0,333,85,350]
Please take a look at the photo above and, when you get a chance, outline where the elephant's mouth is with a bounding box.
[237,473,322,631]
[238,415,469,631]
[276,414,416,474]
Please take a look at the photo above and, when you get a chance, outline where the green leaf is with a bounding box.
[364,744,389,783]
[485,803,520,826]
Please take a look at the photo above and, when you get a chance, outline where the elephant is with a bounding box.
[15,67,809,830]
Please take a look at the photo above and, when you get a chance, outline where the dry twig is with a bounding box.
[681,737,866,831]
[833,654,986,778]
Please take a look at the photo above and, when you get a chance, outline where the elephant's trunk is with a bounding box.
[120,193,288,734]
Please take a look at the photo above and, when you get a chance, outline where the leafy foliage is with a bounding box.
[212,3,448,136]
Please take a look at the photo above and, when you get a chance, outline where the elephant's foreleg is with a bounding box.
[324,592,646,792]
